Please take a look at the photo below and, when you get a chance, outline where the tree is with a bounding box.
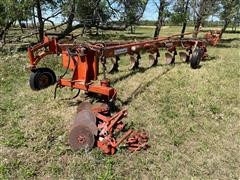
[59,0,113,38]
[116,0,148,33]
[219,0,240,38]
[33,0,63,41]
[0,0,32,46]
[154,0,170,37]
[191,0,220,37]
[231,11,240,32]
[170,0,190,38]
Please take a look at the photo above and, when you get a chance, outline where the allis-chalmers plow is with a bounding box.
[27,31,220,154]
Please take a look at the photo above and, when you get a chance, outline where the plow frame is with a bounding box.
[26,31,220,154]
[27,32,212,100]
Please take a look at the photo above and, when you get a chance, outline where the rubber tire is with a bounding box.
[29,68,56,91]
[190,48,202,69]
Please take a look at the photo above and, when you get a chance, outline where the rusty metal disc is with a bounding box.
[72,110,98,136]
[179,51,188,62]
[149,54,158,67]
[108,56,119,74]
[165,52,173,64]
[129,55,139,70]
[69,125,95,151]
[77,102,92,113]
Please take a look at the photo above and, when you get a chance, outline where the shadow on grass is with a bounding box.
[201,29,240,34]
[111,56,217,86]
[114,56,218,106]
[220,38,240,43]
[119,34,150,41]
[216,44,233,48]
[65,55,216,109]
[117,67,173,106]
[87,32,150,41]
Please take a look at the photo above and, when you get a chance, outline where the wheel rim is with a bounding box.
[38,73,50,89]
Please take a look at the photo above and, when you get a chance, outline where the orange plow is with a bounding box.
[26,31,220,154]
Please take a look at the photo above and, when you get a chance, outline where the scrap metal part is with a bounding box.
[69,125,95,151]
[69,102,149,154]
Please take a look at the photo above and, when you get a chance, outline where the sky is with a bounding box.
[142,0,159,20]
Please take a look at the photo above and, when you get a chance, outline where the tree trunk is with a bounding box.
[58,0,76,40]
[220,19,230,39]
[154,0,166,37]
[181,0,190,38]
[36,0,44,42]
[18,20,24,33]
[130,25,134,34]
[0,21,14,46]
[193,18,202,38]
[193,0,206,38]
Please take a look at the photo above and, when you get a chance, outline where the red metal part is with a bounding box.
[27,31,216,101]
[27,36,214,95]
[126,130,149,152]
[72,102,147,155]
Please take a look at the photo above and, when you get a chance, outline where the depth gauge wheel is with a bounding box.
[29,68,56,91]
[190,48,202,69]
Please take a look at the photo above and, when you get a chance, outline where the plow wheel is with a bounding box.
[69,110,98,151]
[29,67,56,91]
[129,54,140,70]
[149,52,159,67]
[108,56,120,74]
[190,48,202,69]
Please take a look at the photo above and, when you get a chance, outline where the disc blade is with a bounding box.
[129,55,139,70]
[179,52,188,62]
[149,54,157,67]
[72,110,98,136]
[77,102,92,112]
[129,55,136,70]
[69,125,95,151]
[165,52,173,64]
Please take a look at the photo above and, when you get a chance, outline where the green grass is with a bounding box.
[0,26,240,179]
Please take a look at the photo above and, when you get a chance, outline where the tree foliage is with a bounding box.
[0,0,239,45]
[218,0,240,37]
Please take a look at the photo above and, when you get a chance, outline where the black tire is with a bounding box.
[190,48,202,69]
[29,68,56,91]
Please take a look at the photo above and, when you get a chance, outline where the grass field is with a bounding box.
[0,26,239,179]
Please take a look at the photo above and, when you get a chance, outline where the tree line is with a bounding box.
[0,0,239,45]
